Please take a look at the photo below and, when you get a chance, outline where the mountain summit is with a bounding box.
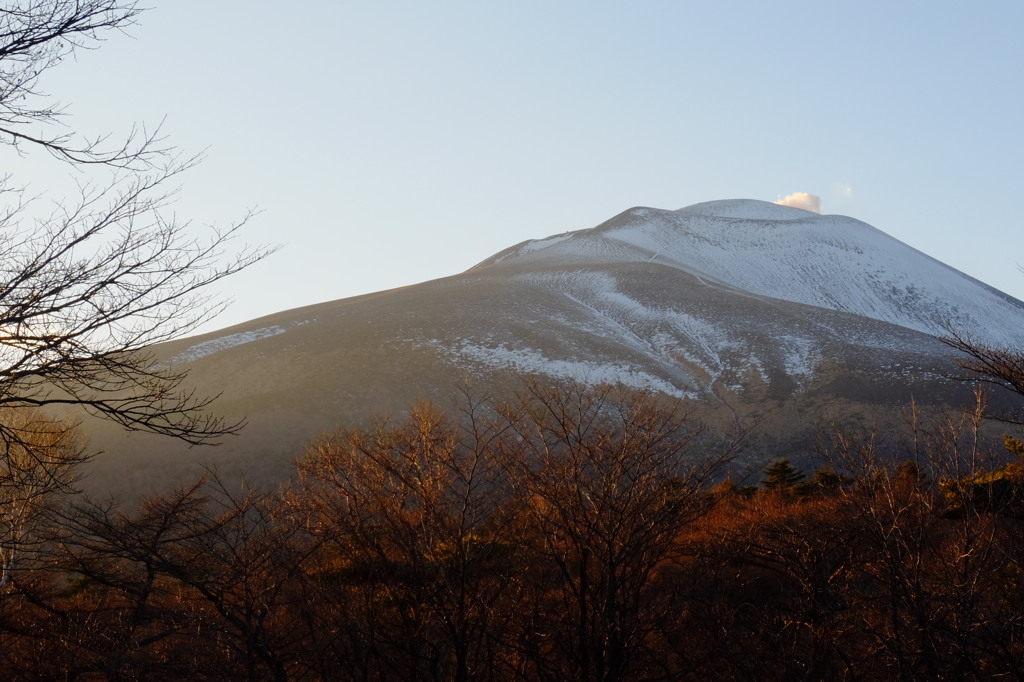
[82,200,1024,494]
[477,199,1024,346]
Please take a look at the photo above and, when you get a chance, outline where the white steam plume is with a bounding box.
[775,192,821,213]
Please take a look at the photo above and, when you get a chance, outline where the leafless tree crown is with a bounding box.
[0,2,275,447]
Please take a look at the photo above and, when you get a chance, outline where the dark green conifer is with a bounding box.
[761,458,805,492]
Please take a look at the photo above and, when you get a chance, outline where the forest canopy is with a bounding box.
[0,382,1018,680]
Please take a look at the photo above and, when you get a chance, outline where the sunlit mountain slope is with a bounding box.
[80,200,1024,496]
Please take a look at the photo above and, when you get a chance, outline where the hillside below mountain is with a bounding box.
[80,200,1024,495]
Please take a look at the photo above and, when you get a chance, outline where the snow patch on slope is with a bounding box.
[440,340,694,397]
[518,233,573,254]
[170,325,288,365]
[778,335,820,379]
[514,270,820,389]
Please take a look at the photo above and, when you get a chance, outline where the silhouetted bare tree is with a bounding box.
[295,400,521,682]
[52,476,317,681]
[498,381,739,682]
[1,2,152,166]
[943,330,1024,424]
[0,408,85,591]
[0,2,273,447]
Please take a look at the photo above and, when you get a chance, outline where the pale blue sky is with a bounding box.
[16,1,1024,335]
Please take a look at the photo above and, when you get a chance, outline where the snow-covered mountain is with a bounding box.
[81,200,1024,495]
[479,200,1024,347]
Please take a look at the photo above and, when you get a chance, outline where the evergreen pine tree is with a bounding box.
[761,458,805,492]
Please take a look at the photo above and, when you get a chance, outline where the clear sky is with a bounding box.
[14,1,1024,336]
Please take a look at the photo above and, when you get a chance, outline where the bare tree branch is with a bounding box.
[940,329,1024,424]
[0,2,167,168]
[0,2,277,447]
